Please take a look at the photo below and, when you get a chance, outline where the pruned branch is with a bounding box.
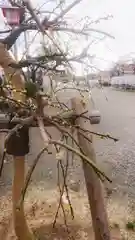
[50,139,111,182]
[23,0,45,33]
[53,0,82,22]
[53,27,114,39]
[16,146,49,209]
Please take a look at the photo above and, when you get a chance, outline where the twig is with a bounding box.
[0,129,9,133]
[53,134,67,227]
[53,0,82,22]
[23,0,45,33]
[45,118,80,149]
[53,136,74,233]
[75,125,119,142]
[71,127,75,165]
[53,27,114,39]
[17,147,48,209]
[0,96,32,110]
[0,149,6,177]
[79,131,92,143]
[51,101,70,110]
[49,139,111,182]
[59,155,74,219]
[54,87,89,94]
[48,75,67,110]
[23,0,73,70]
[53,159,69,230]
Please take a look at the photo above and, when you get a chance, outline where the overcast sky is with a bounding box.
[74,0,135,70]
[0,0,135,74]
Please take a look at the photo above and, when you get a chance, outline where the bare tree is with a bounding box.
[0,1,116,239]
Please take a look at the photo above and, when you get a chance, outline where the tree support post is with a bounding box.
[71,97,111,240]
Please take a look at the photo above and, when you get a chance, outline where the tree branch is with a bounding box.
[53,0,82,22]
[53,27,114,39]
[49,139,111,182]
[23,0,45,33]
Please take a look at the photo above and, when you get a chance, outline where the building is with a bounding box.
[111,62,135,76]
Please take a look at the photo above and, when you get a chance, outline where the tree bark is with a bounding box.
[0,43,35,240]
[71,97,111,240]
[13,157,35,240]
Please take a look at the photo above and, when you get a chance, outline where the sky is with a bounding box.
[0,0,135,75]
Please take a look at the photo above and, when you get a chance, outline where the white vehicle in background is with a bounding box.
[89,79,99,88]
[111,74,135,90]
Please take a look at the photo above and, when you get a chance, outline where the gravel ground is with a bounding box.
[0,87,135,205]
[93,87,135,200]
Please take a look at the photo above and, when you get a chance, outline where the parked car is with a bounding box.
[111,75,135,90]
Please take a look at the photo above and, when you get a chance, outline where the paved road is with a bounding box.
[1,87,135,205]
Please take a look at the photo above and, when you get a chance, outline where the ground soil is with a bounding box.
[0,189,123,240]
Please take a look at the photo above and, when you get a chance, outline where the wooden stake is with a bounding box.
[71,97,111,240]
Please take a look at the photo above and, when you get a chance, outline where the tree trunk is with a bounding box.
[0,43,35,240]
[13,157,35,240]
[71,97,111,240]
